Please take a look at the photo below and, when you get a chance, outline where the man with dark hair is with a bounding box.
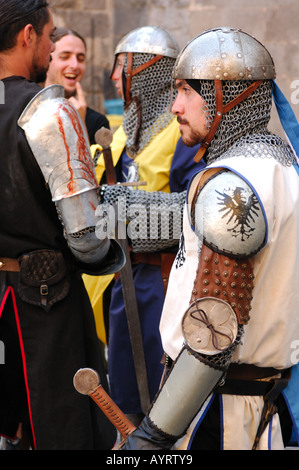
[0,0,122,450]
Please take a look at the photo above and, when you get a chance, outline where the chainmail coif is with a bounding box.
[200,79,296,166]
[122,53,177,158]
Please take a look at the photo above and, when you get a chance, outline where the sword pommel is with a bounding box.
[73,367,99,395]
[95,127,113,149]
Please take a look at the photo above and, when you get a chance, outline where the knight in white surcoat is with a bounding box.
[120,27,299,451]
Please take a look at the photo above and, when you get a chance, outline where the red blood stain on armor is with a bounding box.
[55,102,97,196]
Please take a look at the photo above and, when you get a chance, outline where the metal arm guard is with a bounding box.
[18,85,125,274]
[122,297,241,450]
[100,184,186,252]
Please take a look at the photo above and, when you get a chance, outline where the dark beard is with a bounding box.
[30,49,50,84]
[30,66,48,84]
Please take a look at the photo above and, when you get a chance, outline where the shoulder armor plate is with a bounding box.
[194,170,266,258]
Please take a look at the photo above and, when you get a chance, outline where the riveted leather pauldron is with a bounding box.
[191,243,254,325]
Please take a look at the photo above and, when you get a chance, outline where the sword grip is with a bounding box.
[89,385,136,438]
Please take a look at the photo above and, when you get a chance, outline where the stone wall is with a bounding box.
[49,0,299,134]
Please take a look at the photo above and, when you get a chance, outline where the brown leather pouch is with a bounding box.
[18,249,70,312]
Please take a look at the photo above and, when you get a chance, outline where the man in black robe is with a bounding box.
[0,0,120,450]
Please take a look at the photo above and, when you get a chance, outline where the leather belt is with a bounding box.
[0,257,20,272]
[226,363,282,380]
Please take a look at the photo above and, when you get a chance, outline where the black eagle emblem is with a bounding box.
[216,186,260,241]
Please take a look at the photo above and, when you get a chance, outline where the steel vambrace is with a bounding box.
[122,296,241,450]
[18,85,124,272]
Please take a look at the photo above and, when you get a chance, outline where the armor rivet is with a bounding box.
[248,74,252,79]
[231,292,236,298]
[248,274,254,280]
[239,72,244,77]
[214,289,220,295]
[192,289,197,295]
[214,269,220,276]
[223,271,229,277]
[224,260,230,266]
[215,279,221,285]
[231,302,236,308]
[203,279,209,285]
[203,269,210,275]
[204,256,210,263]
[239,293,244,299]
[222,282,227,287]
[223,72,228,78]
[238,304,242,311]
[241,283,246,289]
[233,272,238,278]
[216,74,221,80]
[214,259,219,265]
[241,273,246,279]
[221,53,227,58]
[247,284,252,290]
[237,53,242,58]
[203,289,209,295]
[231,281,237,288]
[223,291,228,296]
[242,264,247,269]
[234,263,238,268]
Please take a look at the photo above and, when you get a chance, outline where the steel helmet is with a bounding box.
[173,27,276,161]
[173,27,275,81]
[115,25,179,59]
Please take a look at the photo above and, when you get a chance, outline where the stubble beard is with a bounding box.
[30,48,50,84]
[178,118,206,148]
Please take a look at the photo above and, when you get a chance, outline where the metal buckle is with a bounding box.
[40,284,48,296]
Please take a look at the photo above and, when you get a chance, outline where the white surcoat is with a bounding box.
[160,155,299,450]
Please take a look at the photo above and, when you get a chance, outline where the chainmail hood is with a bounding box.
[190,79,296,166]
[122,52,176,158]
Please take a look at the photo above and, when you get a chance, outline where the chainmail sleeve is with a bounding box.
[100,184,186,252]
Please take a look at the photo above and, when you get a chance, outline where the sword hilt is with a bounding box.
[73,368,136,438]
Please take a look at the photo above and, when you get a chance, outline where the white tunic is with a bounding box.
[160,155,299,449]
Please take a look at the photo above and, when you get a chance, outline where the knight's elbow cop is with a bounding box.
[18,85,124,275]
